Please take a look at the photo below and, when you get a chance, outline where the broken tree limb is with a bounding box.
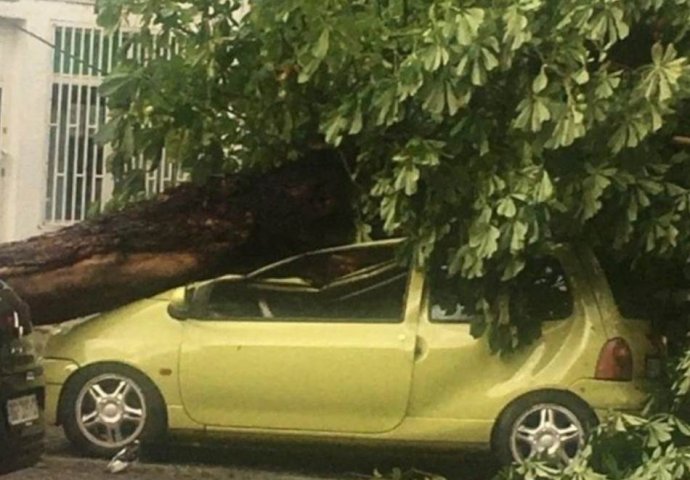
[0,159,354,325]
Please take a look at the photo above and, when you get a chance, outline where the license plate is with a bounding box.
[6,395,39,426]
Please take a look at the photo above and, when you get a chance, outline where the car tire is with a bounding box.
[491,390,598,466]
[60,363,167,458]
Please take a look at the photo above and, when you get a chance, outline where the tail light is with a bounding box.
[595,337,633,381]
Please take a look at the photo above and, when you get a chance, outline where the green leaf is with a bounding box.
[471,59,486,86]
[501,257,525,280]
[610,7,630,41]
[100,71,136,97]
[423,83,446,115]
[535,171,553,202]
[582,172,612,220]
[514,97,551,132]
[322,112,348,146]
[93,117,121,145]
[373,86,398,126]
[503,6,530,51]
[572,67,590,85]
[455,8,485,46]
[398,56,424,100]
[394,164,420,196]
[312,28,330,59]
[510,221,528,252]
[497,197,517,218]
[421,44,448,72]
[446,84,465,115]
[469,221,500,260]
[297,56,321,84]
[532,98,551,132]
[532,66,548,94]
[349,103,363,135]
[122,123,135,157]
[481,47,498,71]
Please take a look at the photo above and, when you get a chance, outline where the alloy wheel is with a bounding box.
[75,373,147,449]
[509,403,585,464]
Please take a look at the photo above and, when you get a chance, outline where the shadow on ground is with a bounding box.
[45,426,500,480]
[157,441,500,479]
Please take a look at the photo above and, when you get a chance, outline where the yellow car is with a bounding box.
[42,240,660,464]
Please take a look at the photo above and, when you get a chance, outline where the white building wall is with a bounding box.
[0,21,18,241]
[0,0,102,242]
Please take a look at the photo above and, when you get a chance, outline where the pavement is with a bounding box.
[5,427,500,480]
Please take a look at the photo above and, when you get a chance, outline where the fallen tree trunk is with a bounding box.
[0,159,353,325]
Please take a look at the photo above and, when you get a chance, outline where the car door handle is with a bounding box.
[414,336,427,362]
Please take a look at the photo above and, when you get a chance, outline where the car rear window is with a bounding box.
[429,256,573,323]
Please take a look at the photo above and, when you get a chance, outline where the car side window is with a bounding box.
[205,281,263,319]
[195,243,409,323]
[509,257,573,322]
[263,272,408,323]
[199,272,408,323]
[429,257,573,324]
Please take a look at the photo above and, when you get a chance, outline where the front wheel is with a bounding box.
[60,364,167,457]
[492,391,598,466]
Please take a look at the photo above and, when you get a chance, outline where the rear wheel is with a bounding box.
[60,364,166,457]
[492,391,598,465]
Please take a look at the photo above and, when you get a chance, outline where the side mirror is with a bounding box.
[167,287,192,320]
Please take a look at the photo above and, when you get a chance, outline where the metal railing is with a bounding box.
[45,25,183,225]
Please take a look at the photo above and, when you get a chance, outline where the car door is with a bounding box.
[178,244,421,434]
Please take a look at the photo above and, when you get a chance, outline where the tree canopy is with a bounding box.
[94,0,690,346]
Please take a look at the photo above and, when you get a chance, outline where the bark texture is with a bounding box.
[0,159,353,325]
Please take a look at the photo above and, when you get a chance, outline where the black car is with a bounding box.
[0,281,44,474]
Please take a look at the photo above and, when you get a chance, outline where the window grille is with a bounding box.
[45,25,183,225]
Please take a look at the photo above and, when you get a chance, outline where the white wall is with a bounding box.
[0,21,18,241]
[0,0,100,242]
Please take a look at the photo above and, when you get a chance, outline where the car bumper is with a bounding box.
[43,358,79,426]
[570,378,652,418]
